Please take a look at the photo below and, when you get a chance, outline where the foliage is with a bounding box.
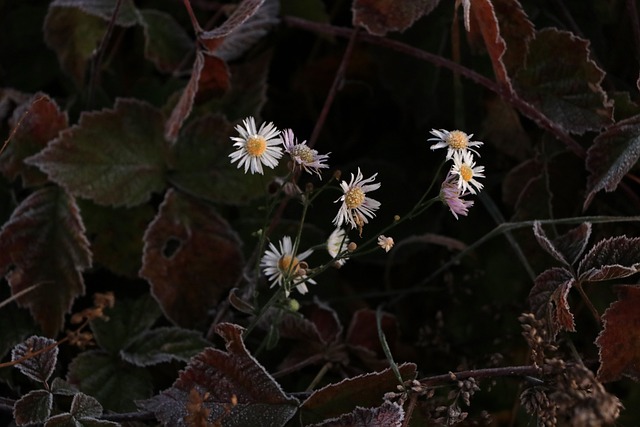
[1,0,640,426]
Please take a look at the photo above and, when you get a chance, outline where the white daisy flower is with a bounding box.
[450,151,485,195]
[333,168,381,232]
[229,116,283,174]
[260,236,315,296]
[327,227,350,267]
[377,235,394,252]
[428,129,483,160]
[282,129,330,178]
[440,173,474,219]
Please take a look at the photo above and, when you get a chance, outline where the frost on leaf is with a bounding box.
[26,99,169,207]
[13,389,53,426]
[11,336,58,383]
[352,0,438,36]
[50,0,140,27]
[533,221,592,267]
[528,268,576,339]
[307,401,404,427]
[514,28,613,135]
[140,323,299,427]
[140,190,244,329]
[578,236,640,282]
[0,94,68,187]
[584,114,640,209]
[300,364,416,425]
[0,187,92,336]
[120,327,209,366]
[596,285,640,382]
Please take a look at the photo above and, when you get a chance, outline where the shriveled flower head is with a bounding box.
[377,235,394,252]
[428,129,483,160]
[333,168,381,234]
[229,116,283,174]
[260,236,315,296]
[282,129,330,178]
[450,150,485,195]
[440,173,474,219]
[327,227,350,267]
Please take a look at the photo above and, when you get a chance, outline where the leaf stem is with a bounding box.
[574,281,602,325]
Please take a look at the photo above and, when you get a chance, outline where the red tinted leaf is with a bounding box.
[43,7,108,85]
[13,389,53,426]
[140,189,244,329]
[596,285,640,382]
[0,188,91,336]
[346,309,398,359]
[0,94,68,187]
[27,99,169,207]
[533,221,592,267]
[584,114,640,209]
[468,0,512,92]
[141,323,298,426]
[578,236,640,282]
[514,28,613,135]
[352,0,438,36]
[50,0,140,26]
[67,350,153,412]
[198,0,266,51]
[300,364,416,425]
[11,336,58,383]
[488,0,534,76]
[139,9,193,73]
[528,268,575,338]
[307,401,404,427]
[164,51,230,143]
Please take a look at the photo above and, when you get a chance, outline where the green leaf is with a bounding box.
[26,99,169,207]
[139,9,193,73]
[514,28,613,135]
[300,364,416,425]
[120,326,209,366]
[140,190,244,329]
[0,187,92,336]
[352,0,438,36]
[70,393,103,419]
[168,115,270,204]
[13,389,53,425]
[67,350,153,412]
[140,323,299,426]
[11,336,58,383]
[90,294,162,354]
[43,6,107,85]
[584,114,640,209]
[0,94,68,187]
[50,0,140,26]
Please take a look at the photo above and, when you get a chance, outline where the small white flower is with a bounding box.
[450,151,485,195]
[333,168,381,232]
[282,129,330,178]
[260,236,315,296]
[327,228,350,267]
[229,116,283,174]
[440,173,474,219]
[377,235,394,252]
[428,129,483,160]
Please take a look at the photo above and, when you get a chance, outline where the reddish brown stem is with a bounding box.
[418,365,541,387]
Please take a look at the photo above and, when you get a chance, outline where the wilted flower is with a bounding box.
[377,235,394,252]
[327,227,350,267]
[450,150,485,195]
[428,129,483,160]
[333,168,381,233]
[440,173,474,219]
[260,236,315,296]
[282,129,330,178]
[229,116,283,174]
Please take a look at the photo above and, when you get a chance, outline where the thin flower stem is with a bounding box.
[574,281,602,325]
[305,361,333,392]
[243,285,285,339]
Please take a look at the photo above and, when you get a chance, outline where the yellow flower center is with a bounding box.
[293,145,314,163]
[345,187,365,209]
[246,135,267,157]
[448,130,468,150]
[460,164,473,182]
[278,255,301,275]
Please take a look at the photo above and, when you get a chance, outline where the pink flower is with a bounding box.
[440,173,474,220]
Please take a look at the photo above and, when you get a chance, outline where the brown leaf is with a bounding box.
[352,0,438,36]
[596,285,640,382]
[140,189,244,329]
[528,268,575,339]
